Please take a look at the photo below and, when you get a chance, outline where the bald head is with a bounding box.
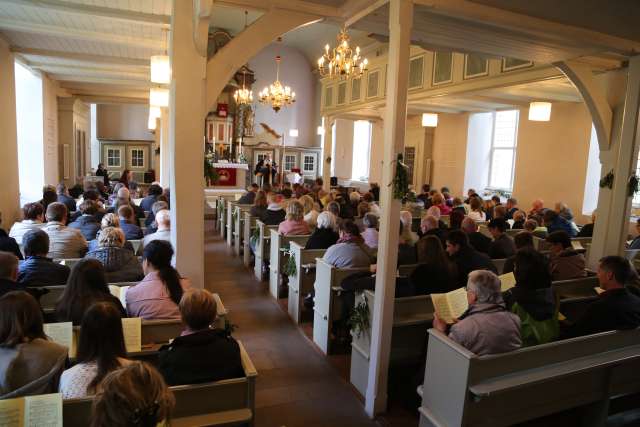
[155,209,170,230]
[117,187,130,200]
[461,217,477,234]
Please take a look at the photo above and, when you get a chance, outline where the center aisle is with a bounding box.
[203,224,399,427]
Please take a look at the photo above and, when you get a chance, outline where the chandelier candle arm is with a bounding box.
[259,54,296,113]
[317,27,368,80]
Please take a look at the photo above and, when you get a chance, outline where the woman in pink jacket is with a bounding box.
[278,201,310,236]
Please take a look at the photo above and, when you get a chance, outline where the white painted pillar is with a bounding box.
[322,116,333,191]
[169,0,206,288]
[365,0,413,417]
[0,39,20,225]
[589,56,640,265]
[160,107,171,187]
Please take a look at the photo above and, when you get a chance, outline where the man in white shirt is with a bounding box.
[9,203,45,244]
[42,202,87,259]
[143,209,171,247]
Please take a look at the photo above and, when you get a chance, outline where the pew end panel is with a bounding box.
[287,243,326,324]
[243,212,257,268]
[269,232,311,300]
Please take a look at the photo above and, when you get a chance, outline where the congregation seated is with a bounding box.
[55,259,126,325]
[108,187,144,220]
[323,220,373,268]
[118,205,144,240]
[91,361,174,427]
[249,190,268,218]
[145,199,169,230]
[237,183,259,205]
[143,209,171,247]
[18,230,70,287]
[420,215,447,248]
[410,235,457,295]
[504,197,519,220]
[42,202,87,259]
[300,195,319,228]
[158,289,243,386]
[362,192,381,216]
[502,231,535,274]
[88,213,135,253]
[511,210,526,229]
[0,291,67,398]
[416,184,430,206]
[629,218,640,250]
[0,251,25,298]
[277,201,310,236]
[524,217,547,239]
[8,202,45,243]
[543,209,576,237]
[361,213,378,250]
[85,227,143,283]
[68,200,101,241]
[126,241,190,320]
[430,193,451,215]
[467,197,486,222]
[353,202,369,233]
[59,302,131,399]
[488,218,516,259]
[445,230,496,286]
[70,189,106,223]
[432,270,521,356]
[503,249,559,346]
[260,193,286,225]
[492,205,511,229]
[546,230,587,281]
[577,210,595,238]
[397,220,417,265]
[56,182,77,215]
[40,185,58,212]
[528,198,546,217]
[140,183,164,212]
[304,212,339,250]
[399,210,419,246]
[562,256,640,338]
[326,201,343,228]
[0,211,23,260]
[460,217,491,254]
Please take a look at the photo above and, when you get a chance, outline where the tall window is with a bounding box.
[351,120,372,181]
[488,110,519,190]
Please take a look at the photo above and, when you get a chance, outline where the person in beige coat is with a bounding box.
[41,202,87,259]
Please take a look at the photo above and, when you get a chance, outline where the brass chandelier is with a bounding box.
[258,54,296,113]
[234,70,253,105]
[317,27,368,80]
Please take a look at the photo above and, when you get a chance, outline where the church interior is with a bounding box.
[1,0,640,426]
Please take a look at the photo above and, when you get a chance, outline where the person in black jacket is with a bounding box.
[446,230,497,287]
[305,212,339,250]
[18,230,70,287]
[0,212,23,261]
[260,193,285,225]
[488,218,516,259]
[563,256,640,338]
[158,288,244,386]
[461,217,491,255]
[410,235,457,295]
[0,251,26,298]
[68,200,101,241]
[577,211,595,238]
[502,231,535,274]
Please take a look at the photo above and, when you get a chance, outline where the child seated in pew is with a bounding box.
[0,291,68,399]
[277,201,310,236]
[503,249,559,347]
[125,241,190,320]
[59,302,132,399]
[56,259,127,325]
[91,361,174,427]
[305,212,339,250]
[158,289,243,386]
[432,270,521,356]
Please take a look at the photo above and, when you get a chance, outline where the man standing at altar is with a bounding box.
[255,157,278,186]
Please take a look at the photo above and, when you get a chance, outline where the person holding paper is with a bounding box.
[433,270,521,356]
[0,291,68,398]
[445,230,496,287]
[502,249,559,347]
[59,302,131,399]
[546,231,587,281]
[158,289,243,386]
[55,259,126,325]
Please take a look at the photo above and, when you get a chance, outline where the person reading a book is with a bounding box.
[59,302,131,399]
[0,291,68,398]
[55,259,126,325]
[445,230,496,287]
[546,230,587,281]
[562,256,640,338]
[432,270,521,356]
[503,249,559,347]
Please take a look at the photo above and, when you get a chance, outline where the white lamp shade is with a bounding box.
[149,87,169,107]
[289,129,299,137]
[528,102,552,121]
[150,55,171,84]
[317,126,325,136]
[422,113,438,127]
[147,113,157,130]
[149,106,161,119]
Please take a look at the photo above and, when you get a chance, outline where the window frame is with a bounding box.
[487,110,519,192]
[351,120,373,182]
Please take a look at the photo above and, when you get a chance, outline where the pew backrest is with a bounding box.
[287,242,326,323]
[552,276,599,299]
[243,212,258,267]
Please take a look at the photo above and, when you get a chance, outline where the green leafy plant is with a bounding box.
[280,244,297,277]
[348,295,370,339]
[629,174,639,198]
[600,169,614,189]
[391,153,409,200]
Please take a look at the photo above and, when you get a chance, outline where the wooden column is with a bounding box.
[365,0,413,417]
[322,116,333,191]
[159,107,171,187]
[168,0,207,287]
[589,55,640,264]
[0,39,20,225]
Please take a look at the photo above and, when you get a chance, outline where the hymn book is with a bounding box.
[431,288,468,324]
[108,285,130,308]
[43,322,76,358]
[571,241,585,251]
[122,317,142,353]
[0,393,62,427]
[499,272,517,292]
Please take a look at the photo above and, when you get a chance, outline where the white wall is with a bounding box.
[249,43,316,147]
[97,104,154,141]
[463,112,493,194]
[431,113,470,195]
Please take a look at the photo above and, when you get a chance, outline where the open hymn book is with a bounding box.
[44,318,142,356]
[431,288,468,324]
[0,393,62,427]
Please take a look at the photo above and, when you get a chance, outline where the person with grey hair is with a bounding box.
[85,227,143,283]
[304,212,339,250]
[361,213,379,250]
[143,210,171,248]
[433,270,522,356]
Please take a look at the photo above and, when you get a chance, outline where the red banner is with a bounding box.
[214,167,237,186]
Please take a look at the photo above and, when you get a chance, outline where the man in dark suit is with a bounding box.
[0,212,23,260]
[18,230,70,287]
[445,230,497,287]
[461,217,491,255]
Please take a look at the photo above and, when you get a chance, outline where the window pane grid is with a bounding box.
[488,110,518,190]
[351,120,372,181]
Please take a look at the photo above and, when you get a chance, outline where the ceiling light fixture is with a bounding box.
[149,87,169,107]
[422,113,438,127]
[317,27,368,80]
[528,101,552,121]
[259,37,296,113]
[150,29,171,84]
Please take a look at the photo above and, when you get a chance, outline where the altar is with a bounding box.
[207,162,249,192]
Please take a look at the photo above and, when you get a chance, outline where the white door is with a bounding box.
[302,152,318,179]
[128,145,148,183]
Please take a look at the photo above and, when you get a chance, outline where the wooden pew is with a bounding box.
[129,239,143,255]
[268,231,311,299]
[253,221,277,281]
[418,328,640,427]
[218,200,226,239]
[63,341,258,427]
[350,290,434,397]
[492,258,507,275]
[397,264,418,277]
[313,258,369,354]
[226,200,236,246]
[54,258,82,269]
[233,204,253,256]
[287,242,326,324]
[243,212,258,267]
[553,276,599,299]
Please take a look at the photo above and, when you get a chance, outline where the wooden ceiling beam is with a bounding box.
[10,47,150,66]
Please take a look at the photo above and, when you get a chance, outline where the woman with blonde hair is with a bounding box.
[299,195,319,227]
[91,362,174,427]
[85,227,143,283]
[277,201,310,236]
[88,213,135,252]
